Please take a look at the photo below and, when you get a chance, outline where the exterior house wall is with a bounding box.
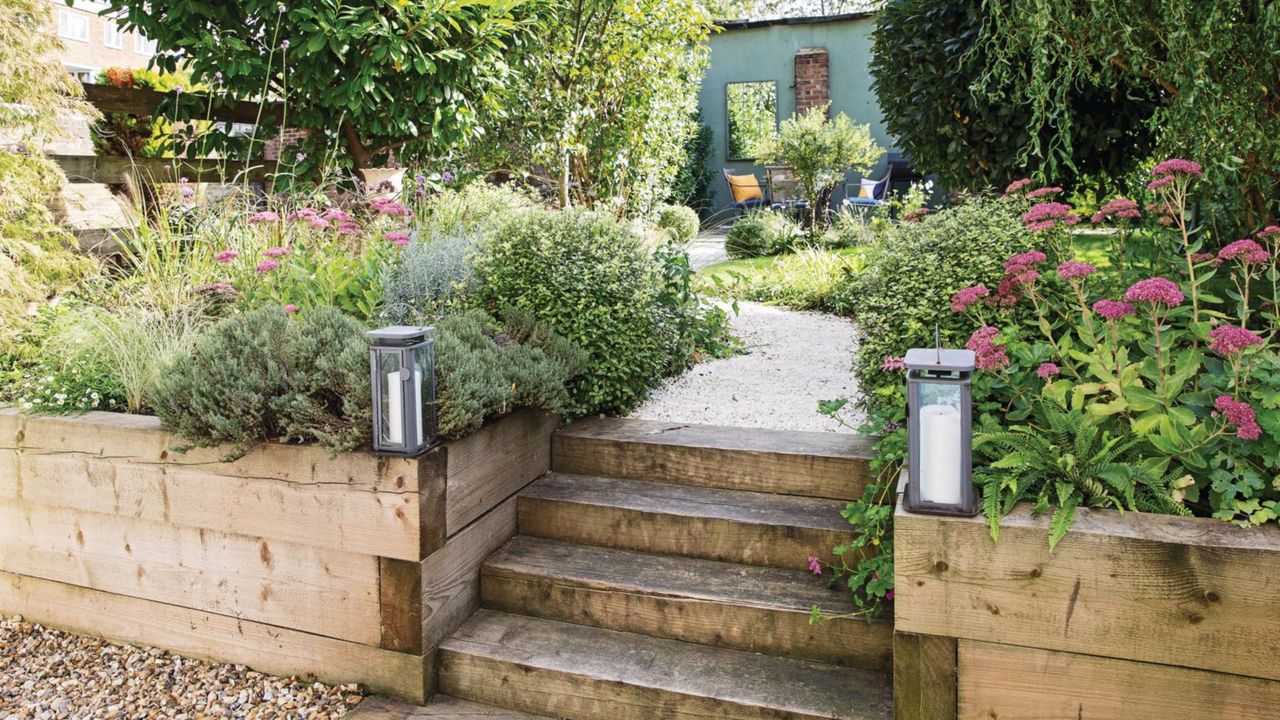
[699,13,897,217]
[49,0,157,82]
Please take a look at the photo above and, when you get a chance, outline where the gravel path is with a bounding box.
[0,616,365,719]
[686,232,728,270]
[632,301,864,432]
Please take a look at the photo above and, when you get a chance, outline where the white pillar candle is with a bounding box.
[386,371,404,445]
[412,361,424,445]
[919,403,962,505]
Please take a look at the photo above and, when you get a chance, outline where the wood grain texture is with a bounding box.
[0,571,426,701]
[439,610,892,720]
[0,500,381,644]
[552,417,875,500]
[380,558,423,653]
[53,155,274,185]
[894,499,1280,681]
[346,695,550,719]
[444,411,557,536]
[958,640,1280,720]
[518,473,856,569]
[893,633,956,720]
[481,536,891,668]
[420,497,519,652]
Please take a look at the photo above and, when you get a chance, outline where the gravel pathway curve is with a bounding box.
[631,301,864,432]
[0,616,365,719]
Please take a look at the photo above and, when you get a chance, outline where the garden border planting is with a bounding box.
[892,496,1280,719]
[0,407,558,702]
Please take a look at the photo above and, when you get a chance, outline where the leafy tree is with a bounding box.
[103,0,540,170]
[757,105,882,227]
[869,0,1157,192]
[1,0,97,142]
[667,112,715,217]
[473,0,712,215]
[978,1,1280,227]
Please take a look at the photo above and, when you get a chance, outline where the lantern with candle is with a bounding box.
[904,346,978,516]
[368,326,436,456]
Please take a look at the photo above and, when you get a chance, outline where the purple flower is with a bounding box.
[1092,197,1141,223]
[1025,186,1063,199]
[370,197,410,218]
[294,152,307,163]
[1218,239,1270,265]
[255,259,279,273]
[950,285,990,313]
[262,246,292,258]
[1003,178,1033,196]
[247,211,280,223]
[1151,158,1203,179]
[966,326,1009,372]
[1214,395,1261,440]
[280,38,290,50]
[214,250,238,263]
[384,230,412,246]
[1124,277,1184,307]
[1092,299,1135,320]
[1021,202,1074,231]
[881,355,905,372]
[1004,251,1047,272]
[441,171,455,183]
[1035,362,1060,379]
[179,177,195,200]
[807,555,822,575]
[282,304,298,314]
[1056,261,1096,281]
[1209,326,1264,356]
[1146,175,1176,190]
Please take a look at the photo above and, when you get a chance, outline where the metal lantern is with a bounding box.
[368,326,436,456]
[904,346,978,517]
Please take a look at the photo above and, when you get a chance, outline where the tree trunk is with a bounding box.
[559,149,572,209]
[340,120,374,170]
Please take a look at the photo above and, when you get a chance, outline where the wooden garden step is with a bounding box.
[518,473,855,570]
[438,610,892,720]
[552,417,875,500]
[345,695,552,719]
[480,536,891,668]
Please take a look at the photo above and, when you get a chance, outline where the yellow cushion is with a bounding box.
[726,173,764,203]
[858,178,877,198]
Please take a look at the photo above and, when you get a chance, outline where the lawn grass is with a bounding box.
[696,246,865,311]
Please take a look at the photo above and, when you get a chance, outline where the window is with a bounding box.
[104,23,124,49]
[65,65,97,84]
[725,81,778,161]
[135,35,157,55]
[58,11,90,42]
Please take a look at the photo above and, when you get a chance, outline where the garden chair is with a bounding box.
[842,168,891,211]
[722,169,767,215]
[763,165,810,213]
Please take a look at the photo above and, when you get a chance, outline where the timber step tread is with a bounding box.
[438,610,893,720]
[480,536,892,668]
[346,695,552,719]
[517,473,855,569]
[552,417,874,500]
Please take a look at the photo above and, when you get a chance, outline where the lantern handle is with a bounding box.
[934,322,942,364]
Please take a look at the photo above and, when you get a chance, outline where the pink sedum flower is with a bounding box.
[881,355,906,372]
[214,250,238,263]
[1218,239,1270,265]
[1003,178,1033,196]
[255,259,279,273]
[808,555,822,575]
[1025,186,1063,199]
[966,326,1009,372]
[262,246,292,258]
[1214,395,1262,440]
[247,211,280,223]
[1124,277,1184,307]
[282,304,298,314]
[1092,197,1141,224]
[1035,362,1060,379]
[1092,299,1135,320]
[1209,325,1264,356]
[1004,251,1047,272]
[1056,261,1097,280]
[1256,225,1280,240]
[321,208,352,222]
[1151,158,1203,178]
[384,230,412,246]
[950,285,990,313]
[1021,202,1074,231]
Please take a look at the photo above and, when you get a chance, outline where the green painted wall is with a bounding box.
[699,15,897,216]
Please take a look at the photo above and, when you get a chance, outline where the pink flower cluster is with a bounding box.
[1092,299,1135,320]
[950,284,989,312]
[255,259,279,273]
[1218,239,1270,265]
[321,208,352,223]
[1091,197,1140,223]
[1056,261,1096,281]
[1021,202,1080,232]
[371,197,410,218]
[289,208,331,230]
[1025,186,1063,199]
[282,304,298,314]
[214,250,238,263]
[1124,277,1184,307]
[966,326,1009,371]
[1208,325,1264,356]
[881,355,906,372]
[1003,178,1033,196]
[1257,225,1280,241]
[1214,395,1261,440]
[1147,159,1202,190]
[992,251,1045,306]
[384,230,412,246]
[1004,251,1046,271]
[247,210,280,223]
[1035,362,1060,379]
[262,246,292,258]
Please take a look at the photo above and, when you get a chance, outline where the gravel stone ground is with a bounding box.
[631,300,864,432]
[686,232,728,270]
[0,616,365,719]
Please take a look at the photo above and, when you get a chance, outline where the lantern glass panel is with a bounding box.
[413,345,431,441]
[916,380,963,506]
[378,351,404,446]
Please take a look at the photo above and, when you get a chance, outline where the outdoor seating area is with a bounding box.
[4,0,1280,719]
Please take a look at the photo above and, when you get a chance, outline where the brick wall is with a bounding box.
[263,128,310,162]
[794,47,830,115]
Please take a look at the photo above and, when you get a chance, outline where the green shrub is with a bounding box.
[655,204,700,243]
[704,247,863,311]
[474,209,675,415]
[151,306,372,459]
[435,309,583,438]
[724,210,802,258]
[835,196,1035,413]
[414,181,537,238]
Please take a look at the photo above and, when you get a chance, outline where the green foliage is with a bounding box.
[655,204,700,243]
[11,349,126,415]
[151,306,372,460]
[869,0,1157,191]
[434,309,582,438]
[667,114,715,218]
[410,181,538,238]
[92,67,201,158]
[724,210,803,259]
[757,106,882,227]
[700,247,863,312]
[468,0,712,214]
[653,241,741,364]
[474,208,687,414]
[106,0,537,169]
[0,0,98,143]
[837,196,1035,413]
[726,81,777,160]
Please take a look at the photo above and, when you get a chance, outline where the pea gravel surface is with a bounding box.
[0,616,365,719]
[631,300,864,432]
